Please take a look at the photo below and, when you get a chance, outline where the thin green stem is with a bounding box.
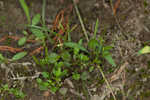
[42,0,46,26]
[72,0,89,42]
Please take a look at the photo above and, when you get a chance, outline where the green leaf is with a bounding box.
[89,66,94,72]
[79,54,89,61]
[50,86,59,93]
[18,37,27,46]
[138,46,150,54]
[32,56,39,64]
[61,51,71,61]
[47,53,60,63]
[61,69,68,76]
[103,46,113,51]
[31,28,45,39]
[78,39,83,45]
[39,82,49,90]
[103,52,116,67]
[88,39,101,50]
[93,18,99,38]
[56,62,64,68]
[74,48,80,55]
[64,42,88,52]
[42,72,50,79]
[32,14,41,25]
[12,52,27,61]
[23,30,28,35]
[81,71,89,81]
[36,78,42,84]
[19,0,31,24]
[72,73,80,80]
[63,62,71,67]
[0,53,4,60]
[93,57,102,64]
[53,68,62,77]
[2,84,9,91]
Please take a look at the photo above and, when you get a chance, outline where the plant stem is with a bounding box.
[42,0,46,26]
[72,0,89,42]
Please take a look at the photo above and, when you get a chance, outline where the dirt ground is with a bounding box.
[0,0,150,100]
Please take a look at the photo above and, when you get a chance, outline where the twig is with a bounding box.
[0,46,23,53]
[72,0,89,42]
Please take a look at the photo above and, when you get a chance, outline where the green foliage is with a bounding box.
[72,72,80,80]
[61,51,71,62]
[88,37,116,67]
[23,30,28,35]
[12,52,27,61]
[81,71,89,81]
[0,53,5,64]
[47,53,60,63]
[30,28,45,40]
[32,18,116,93]
[138,46,150,54]
[19,0,31,24]
[88,39,101,53]
[0,84,25,99]
[103,51,116,67]
[79,53,89,62]
[93,18,99,38]
[36,72,61,93]
[18,2,117,94]
[64,42,88,52]
[18,37,27,46]
[19,0,48,41]
[32,14,41,26]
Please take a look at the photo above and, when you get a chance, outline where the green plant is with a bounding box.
[0,53,5,64]
[88,19,116,67]
[19,0,116,95]
[19,0,50,41]
[19,0,31,24]
[32,18,116,93]
[0,84,25,99]
[17,0,53,61]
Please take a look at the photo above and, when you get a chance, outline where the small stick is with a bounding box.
[0,46,23,53]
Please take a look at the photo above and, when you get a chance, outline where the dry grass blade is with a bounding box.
[110,62,128,82]
[72,0,89,42]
